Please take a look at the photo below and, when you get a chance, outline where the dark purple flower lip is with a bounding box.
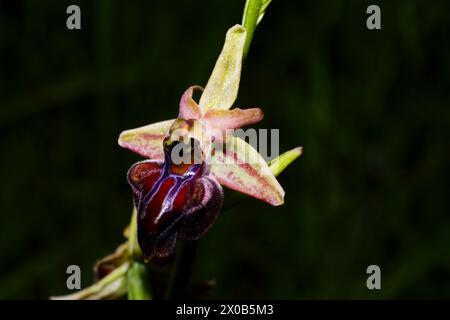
[127,140,223,261]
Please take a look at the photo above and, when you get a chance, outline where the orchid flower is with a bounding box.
[52,1,302,301]
[118,25,290,260]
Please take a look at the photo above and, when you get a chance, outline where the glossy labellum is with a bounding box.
[119,25,286,208]
[127,139,223,260]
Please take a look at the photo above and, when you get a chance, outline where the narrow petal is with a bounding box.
[198,25,247,112]
[178,86,203,120]
[210,136,285,206]
[268,146,302,177]
[118,119,175,160]
[204,107,264,131]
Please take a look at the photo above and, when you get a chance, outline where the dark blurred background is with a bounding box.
[1,0,449,299]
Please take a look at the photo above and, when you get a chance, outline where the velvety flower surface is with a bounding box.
[119,25,287,259]
[128,141,223,260]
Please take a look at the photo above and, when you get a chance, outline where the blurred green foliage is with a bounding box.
[0,0,449,299]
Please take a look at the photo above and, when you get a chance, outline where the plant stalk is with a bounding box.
[163,0,275,300]
[242,0,263,59]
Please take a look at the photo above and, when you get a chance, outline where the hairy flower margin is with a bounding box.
[52,17,302,300]
[117,25,301,260]
[119,25,286,206]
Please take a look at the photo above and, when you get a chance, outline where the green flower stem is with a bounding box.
[242,0,273,58]
[269,147,303,177]
[127,207,151,300]
[127,261,152,300]
[242,0,263,59]
[164,2,276,300]
[164,1,283,300]
[127,207,142,259]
